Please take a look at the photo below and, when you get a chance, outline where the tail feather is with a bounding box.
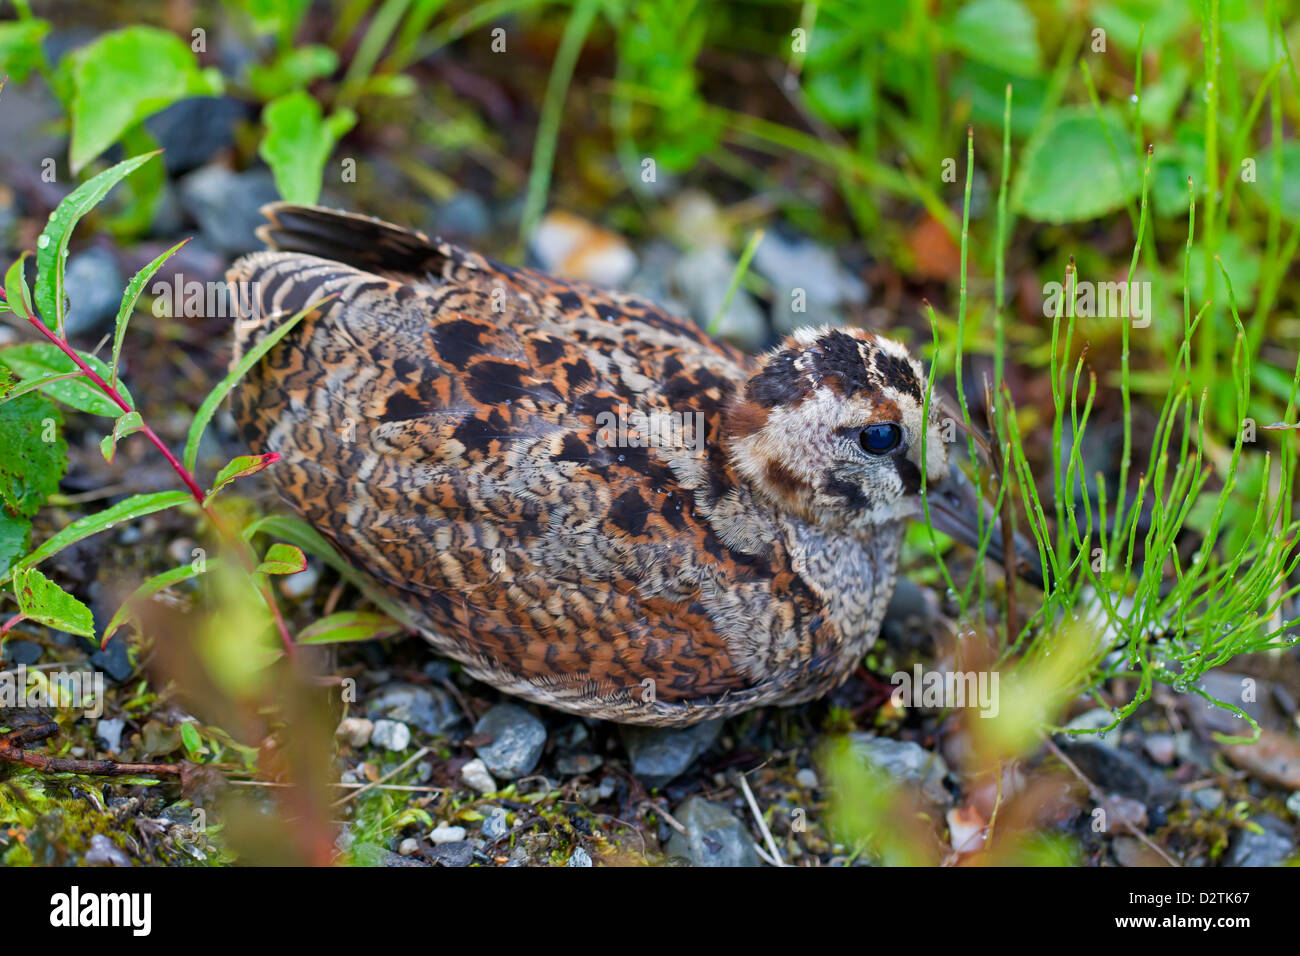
[257,202,451,277]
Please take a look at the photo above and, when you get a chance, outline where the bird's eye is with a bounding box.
[858,423,902,455]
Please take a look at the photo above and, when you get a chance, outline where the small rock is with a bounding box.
[430,824,467,845]
[1,639,42,665]
[429,841,474,867]
[397,838,420,856]
[146,96,246,175]
[1286,791,1300,819]
[531,210,637,287]
[368,682,460,736]
[796,768,819,789]
[1055,736,1176,806]
[665,796,761,867]
[431,191,491,240]
[1191,787,1224,812]
[279,562,320,599]
[481,807,509,840]
[1103,794,1149,831]
[370,719,411,752]
[1221,727,1300,790]
[1225,815,1296,867]
[96,717,126,753]
[620,720,722,789]
[178,165,279,254]
[567,846,593,867]
[335,717,374,748]
[460,757,498,794]
[90,634,133,683]
[947,805,986,852]
[752,231,866,334]
[1143,734,1177,766]
[556,750,603,776]
[473,704,547,780]
[351,843,428,867]
[83,834,131,867]
[64,248,124,337]
[1112,835,1167,867]
[598,776,617,800]
[848,733,952,806]
[671,245,766,350]
[1062,708,1122,746]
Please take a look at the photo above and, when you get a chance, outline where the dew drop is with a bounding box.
[36,235,50,249]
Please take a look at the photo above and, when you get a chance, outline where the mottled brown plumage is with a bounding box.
[228,204,987,726]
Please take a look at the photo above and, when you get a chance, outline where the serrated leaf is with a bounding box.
[100,410,144,463]
[0,342,132,416]
[0,393,65,520]
[68,26,223,174]
[11,567,94,637]
[184,296,329,472]
[204,452,281,503]
[297,611,404,645]
[258,90,356,205]
[35,151,160,334]
[11,490,191,580]
[101,558,216,645]
[1012,108,1138,223]
[257,542,307,575]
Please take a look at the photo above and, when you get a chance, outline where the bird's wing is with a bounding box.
[228,208,833,715]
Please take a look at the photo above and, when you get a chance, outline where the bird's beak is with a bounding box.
[923,461,1047,590]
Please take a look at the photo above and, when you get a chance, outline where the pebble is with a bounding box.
[429,825,466,845]
[796,768,819,789]
[1225,815,1296,867]
[460,757,498,794]
[1062,708,1122,746]
[848,733,952,806]
[753,231,866,333]
[431,191,491,240]
[178,165,279,254]
[1103,794,1149,831]
[279,562,320,599]
[1055,735,1176,806]
[335,717,374,748]
[83,834,131,867]
[145,96,246,175]
[96,717,126,753]
[1287,791,1300,819]
[620,719,722,789]
[368,682,461,736]
[397,838,420,856]
[370,719,411,752]
[567,846,593,867]
[473,703,547,780]
[671,244,767,351]
[429,841,474,867]
[555,750,603,776]
[598,776,617,800]
[1191,787,1224,812]
[531,210,637,287]
[481,807,509,840]
[1143,734,1177,766]
[64,248,124,337]
[665,796,761,867]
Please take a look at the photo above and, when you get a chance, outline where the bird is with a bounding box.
[227,203,1032,727]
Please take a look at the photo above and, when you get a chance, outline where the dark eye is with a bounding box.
[858,423,902,455]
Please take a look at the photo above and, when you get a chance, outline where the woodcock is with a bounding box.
[229,204,1035,726]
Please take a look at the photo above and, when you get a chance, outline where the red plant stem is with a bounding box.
[11,303,295,657]
[1,613,27,635]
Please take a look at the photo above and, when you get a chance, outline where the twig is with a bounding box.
[1043,735,1180,867]
[331,746,430,807]
[737,770,785,867]
[0,722,181,777]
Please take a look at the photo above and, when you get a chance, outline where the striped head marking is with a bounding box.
[725,326,949,528]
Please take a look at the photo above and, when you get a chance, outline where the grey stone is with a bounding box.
[1191,787,1224,812]
[2,640,42,665]
[370,718,411,752]
[620,719,722,789]
[429,825,466,844]
[1286,791,1300,819]
[83,834,131,867]
[90,635,133,683]
[481,807,509,840]
[64,248,124,337]
[555,750,603,776]
[473,703,547,780]
[96,717,126,753]
[1055,737,1177,806]
[671,245,767,351]
[1062,708,1122,746]
[1143,733,1177,766]
[429,841,474,867]
[1225,815,1296,867]
[352,842,428,867]
[431,191,491,239]
[178,165,279,254]
[460,757,498,794]
[146,96,246,175]
[368,682,460,736]
[848,733,952,806]
[567,846,593,867]
[665,796,761,867]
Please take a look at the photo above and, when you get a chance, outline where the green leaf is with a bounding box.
[11,567,94,637]
[0,512,31,580]
[246,44,339,100]
[67,26,223,173]
[0,393,65,521]
[0,19,51,83]
[179,721,206,757]
[1012,108,1138,223]
[5,252,35,321]
[949,0,1041,77]
[34,151,160,334]
[205,452,280,503]
[111,239,188,390]
[11,490,191,579]
[257,542,306,575]
[0,342,132,417]
[102,559,216,643]
[259,90,356,204]
[297,610,403,645]
[99,410,144,464]
[184,296,327,472]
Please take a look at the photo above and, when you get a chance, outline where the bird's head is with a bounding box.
[725,326,1043,586]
